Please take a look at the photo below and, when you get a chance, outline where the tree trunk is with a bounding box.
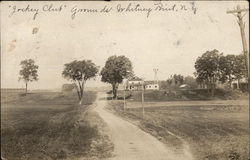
[25,83,28,94]
[211,77,215,97]
[80,83,85,105]
[112,83,117,99]
[229,75,232,89]
[211,83,215,97]
[73,81,85,105]
[206,79,210,94]
[79,97,83,105]
[209,78,213,96]
[229,81,232,89]
[237,79,240,89]
[78,82,85,105]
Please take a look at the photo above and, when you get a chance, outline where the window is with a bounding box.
[155,86,157,88]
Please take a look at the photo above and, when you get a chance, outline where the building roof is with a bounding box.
[128,76,143,81]
[127,78,159,86]
[144,81,158,85]
[179,84,189,88]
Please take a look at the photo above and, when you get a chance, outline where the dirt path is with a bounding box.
[94,92,194,160]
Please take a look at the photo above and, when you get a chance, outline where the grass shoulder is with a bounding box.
[1,91,113,160]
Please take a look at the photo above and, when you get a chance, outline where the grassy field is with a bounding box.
[107,100,249,160]
[1,91,113,160]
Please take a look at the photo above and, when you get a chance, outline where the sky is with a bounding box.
[1,1,249,90]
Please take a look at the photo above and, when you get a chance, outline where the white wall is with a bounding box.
[145,84,159,90]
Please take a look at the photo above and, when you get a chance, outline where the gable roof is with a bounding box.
[128,76,143,81]
[144,81,158,85]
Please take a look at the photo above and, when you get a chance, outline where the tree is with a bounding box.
[19,59,39,94]
[232,54,247,87]
[194,72,208,89]
[166,78,172,86]
[159,80,168,90]
[100,55,133,99]
[184,76,198,88]
[62,60,99,104]
[173,74,184,85]
[218,54,247,89]
[166,74,184,87]
[194,49,221,96]
[218,54,236,88]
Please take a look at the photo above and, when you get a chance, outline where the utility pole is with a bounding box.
[153,68,159,84]
[227,5,249,78]
[141,81,145,119]
[123,79,126,111]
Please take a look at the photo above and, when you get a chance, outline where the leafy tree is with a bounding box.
[159,80,168,90]
[184,76,198,88]
[19,59,39,94]
[194,49,221,96]
[232,54,247,86]
[195,75,206,89]
[100,55,133,99]
[166,74,184,87]
[62,60,99,104]
[218,54,236,88]
[173,74,184,85]
[218,54,247,89]
[166,78,172,86]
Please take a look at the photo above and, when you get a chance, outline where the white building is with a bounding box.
[126,77,144,90]
[231,77,248,91]
[145,81,159,90]
[126,77,160,91]
[179,84,190,89]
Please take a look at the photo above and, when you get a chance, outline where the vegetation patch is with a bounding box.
[116,88,248,102]
[1,91,113,160]
[107,100,249,160]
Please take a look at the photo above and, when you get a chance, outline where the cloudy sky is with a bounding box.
[1,1,249,89]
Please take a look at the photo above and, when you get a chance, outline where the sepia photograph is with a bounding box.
[1,1,249,160]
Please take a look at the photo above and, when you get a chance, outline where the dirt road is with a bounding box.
[94,92,193,160]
